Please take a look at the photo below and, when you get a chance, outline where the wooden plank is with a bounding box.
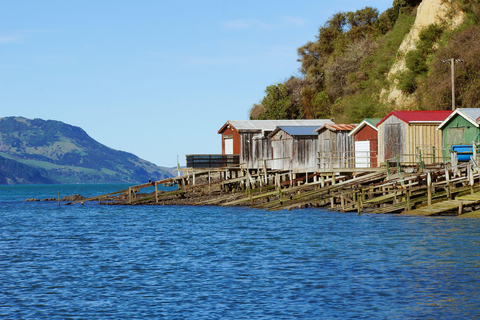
[400,200,476,216]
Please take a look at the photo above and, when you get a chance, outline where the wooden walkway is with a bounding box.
[63,161,480,217]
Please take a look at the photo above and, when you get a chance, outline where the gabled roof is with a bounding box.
[348,118,382,136]
[218,119,334,134]
[268,126,319,138]
[314,123,357,133]
[377,110,453,126]
[437,108,480,130]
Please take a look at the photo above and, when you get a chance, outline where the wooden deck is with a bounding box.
[63,159,480,218]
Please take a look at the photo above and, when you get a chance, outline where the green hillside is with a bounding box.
[250,0,480,122]
[0,117,173,184]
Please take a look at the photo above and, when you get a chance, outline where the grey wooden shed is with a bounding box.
[267,126,320,172]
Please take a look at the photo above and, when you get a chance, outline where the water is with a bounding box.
[1,184,480,319]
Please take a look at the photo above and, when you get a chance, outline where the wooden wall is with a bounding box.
[354,125,378,167]
[406,124,444,164]
[378,116,443,165]
[269,131,318,172]
[317,130,354,169]
[221,126,241,155]
[378,116,406,164]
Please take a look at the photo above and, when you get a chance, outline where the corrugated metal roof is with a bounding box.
[461,108,480,123]
[316,124,357,132]
[274,126,320,136]
[437,108,480,130]
[348,118,382,136]
[218,119,334,133]
[377,110,452,126]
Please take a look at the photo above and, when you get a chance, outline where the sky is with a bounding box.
[0,0,392,167]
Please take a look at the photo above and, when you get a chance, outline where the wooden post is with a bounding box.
[427,172,432,206]
[459,201,464,215]
[58,191,60,206]
[470,163,475,195]
[341,194,345,212]
[321,175,325,188]
[406,189,411,212]
[386,160,390,176]
[396,155,401,175]
[357,191,362,214]
[264,160,268,185]
[446,168,451,200]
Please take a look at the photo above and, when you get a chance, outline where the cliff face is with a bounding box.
[383,0,465,107]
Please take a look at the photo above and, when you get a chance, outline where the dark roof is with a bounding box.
[270,126,320,137]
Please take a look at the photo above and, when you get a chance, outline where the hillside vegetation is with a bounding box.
[0,117,173,184]
[250,0,480,123]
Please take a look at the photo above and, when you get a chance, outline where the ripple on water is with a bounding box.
[1,186,480,319]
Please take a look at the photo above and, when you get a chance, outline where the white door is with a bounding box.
[355,140,370,168]
[224,137,233,154]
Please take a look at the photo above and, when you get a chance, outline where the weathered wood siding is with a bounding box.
[379,116,444,165]
[252,136,272,169]
[271,137,292,170]
[406,124,444,164]
[318,130,355,169]
[378,116,406,164]
[292,136,318,172]
[240,132,264,169]
[269,131,318,171]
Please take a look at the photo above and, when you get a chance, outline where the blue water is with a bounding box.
[1,184,480,319]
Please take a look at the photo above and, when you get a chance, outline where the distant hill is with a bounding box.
[0,117,174,184]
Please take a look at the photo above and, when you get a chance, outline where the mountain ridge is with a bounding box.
[0,116,174,184]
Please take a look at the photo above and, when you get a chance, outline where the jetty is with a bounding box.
[63,157,480,217]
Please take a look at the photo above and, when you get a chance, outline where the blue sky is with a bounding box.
[0,0,392,167]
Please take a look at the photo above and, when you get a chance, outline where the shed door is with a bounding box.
[224,137,233,155]
[355,141,370,168]
[385,124,402,161]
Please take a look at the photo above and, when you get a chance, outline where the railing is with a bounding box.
[186,154,240,168]
[317,151,378,170]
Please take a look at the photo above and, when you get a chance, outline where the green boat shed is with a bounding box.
[437,108,480,159]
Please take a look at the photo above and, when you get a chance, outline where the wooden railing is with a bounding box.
[186,154,240,168]
[317,151,378,169]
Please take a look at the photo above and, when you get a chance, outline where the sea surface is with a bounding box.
[1,184,480,319]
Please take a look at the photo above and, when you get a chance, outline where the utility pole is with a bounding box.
[443,58,463,110]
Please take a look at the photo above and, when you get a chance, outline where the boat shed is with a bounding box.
[316,124,357,169]
[437,108,480,159]
[348,118,381,168]
[377,110,452,165]
[218,119,334,169]
[267,126,319,172]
